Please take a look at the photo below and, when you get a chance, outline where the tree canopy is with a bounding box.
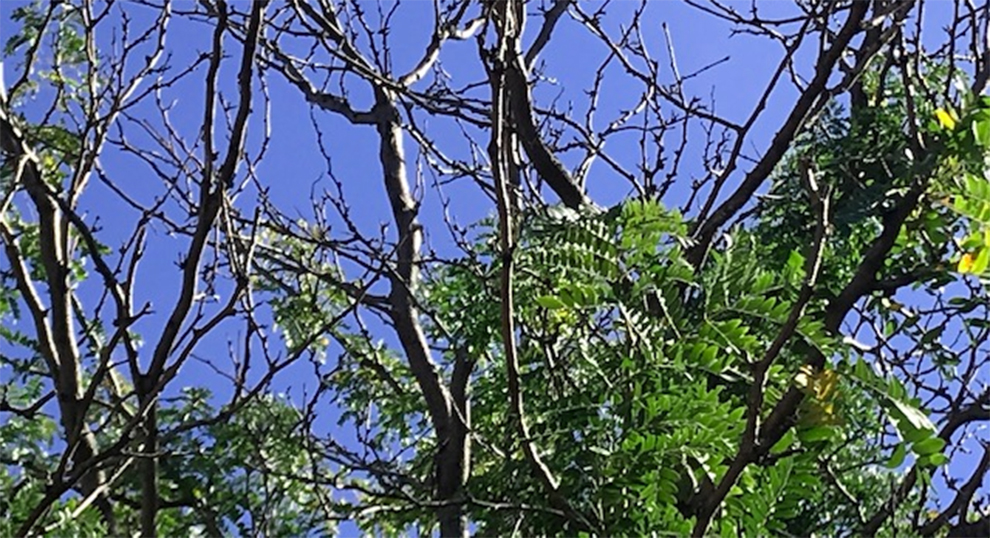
[1,1,989,537]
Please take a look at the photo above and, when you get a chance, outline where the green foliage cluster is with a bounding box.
[411,200,885,536]
[0,383,331,537]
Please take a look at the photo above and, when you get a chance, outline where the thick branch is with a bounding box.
[692,161,830,537]
[490,2,598,533]
[1,57,116,534]
[918,444,990,536]
[524,0,572,68]
[505,53,590,210]
[687,1,869,267]
[760,173,930,451]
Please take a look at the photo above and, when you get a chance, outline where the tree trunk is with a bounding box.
[138,377,158,538]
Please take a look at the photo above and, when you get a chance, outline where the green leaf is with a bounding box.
[535,295,567,309]
[902,425,933,444]
[770,430,796,454]
[886,444,907,468]
[797,426,833,443]
[890,398,936,433]
[974,247,990,274]
[588,446,611,456]
[973,118,990,147]
[912,436,946,456]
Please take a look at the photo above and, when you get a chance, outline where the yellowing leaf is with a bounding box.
[795,367,842,427]
[958,251,977,273]
[797,366,840,400]
[935,108,956,130]
[813,368,840,401]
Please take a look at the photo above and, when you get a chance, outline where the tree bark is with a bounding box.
[374,91,467,537]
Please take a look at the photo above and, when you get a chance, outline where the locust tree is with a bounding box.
[2,1,990,537]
